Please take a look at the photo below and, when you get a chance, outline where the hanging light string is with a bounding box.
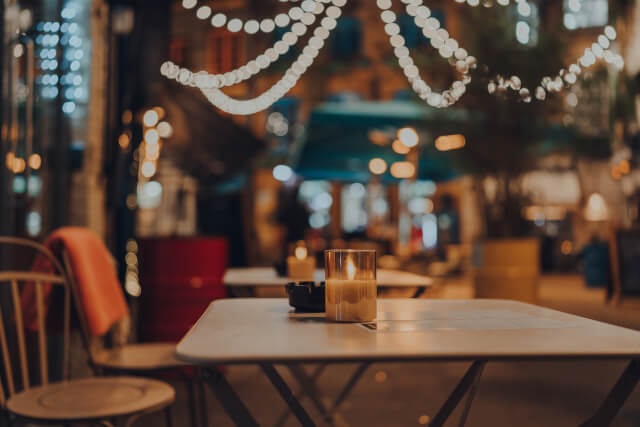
[486,25,622,102]
[185,0,334,34]
[163,0,343,114]
[452,0,529,7]
[198,23,333,115]
[380,0,476,108]
[163,0,625,114]
[163,0,341,90]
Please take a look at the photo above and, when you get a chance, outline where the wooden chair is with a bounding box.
[0,237,175,426]
[59,247,207,427]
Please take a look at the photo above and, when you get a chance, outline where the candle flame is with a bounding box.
[346,258,356,280]
[295,246,308,260]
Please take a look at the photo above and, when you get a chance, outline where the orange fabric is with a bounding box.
[23,227,129,337]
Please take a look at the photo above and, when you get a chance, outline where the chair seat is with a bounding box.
[93,342,188,371]
[7,376,175,422]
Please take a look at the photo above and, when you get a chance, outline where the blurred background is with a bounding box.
[2,0,639,294]
[2,0,640,424]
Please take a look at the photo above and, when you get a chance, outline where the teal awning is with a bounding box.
[294,100,483,182]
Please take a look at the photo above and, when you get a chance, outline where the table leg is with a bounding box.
[274,362,369,427]
[261,364,317,427]
[331,362,371,412]
[579,359,640,427]
[287,365,334,423]
[429,360,486,427]
[227,285,256,298]
[197,376,209,427]
[411,287,427,299]
[274,365,328,427]
[200,368,259,427]
[457,362,484,427]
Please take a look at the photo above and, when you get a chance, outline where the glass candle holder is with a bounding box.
[325,250,377,322]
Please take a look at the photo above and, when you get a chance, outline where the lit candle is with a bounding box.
[325,250,377,322]
[287,243,316,281]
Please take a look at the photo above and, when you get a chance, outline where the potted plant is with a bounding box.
[452,4,570,303]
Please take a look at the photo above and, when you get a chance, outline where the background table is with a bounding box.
[223,267,433,297]
[178,299,640,427]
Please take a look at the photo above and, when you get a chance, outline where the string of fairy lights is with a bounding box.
[161,0,625,114]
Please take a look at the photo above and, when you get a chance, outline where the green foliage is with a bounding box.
[453,6,566,173]
[449,5,571,236]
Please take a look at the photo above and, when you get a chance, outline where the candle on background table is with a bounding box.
[287,242,316,281]
[325,249,377,322]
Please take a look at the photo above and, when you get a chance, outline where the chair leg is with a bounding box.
[164,405,174,427]
[185,377,198,427]
[197,377,209,427]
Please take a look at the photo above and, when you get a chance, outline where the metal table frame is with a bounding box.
[224,281,432,425]
[200,357,640,427]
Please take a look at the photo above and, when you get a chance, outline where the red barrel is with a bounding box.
[137,237,229,342]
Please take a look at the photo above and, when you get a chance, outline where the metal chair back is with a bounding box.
[0,237,71,406]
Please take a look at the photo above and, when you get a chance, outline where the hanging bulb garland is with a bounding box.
[163,0,625,115]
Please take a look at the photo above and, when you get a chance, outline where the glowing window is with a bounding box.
[511,2,539,46]
[563,0,608,30]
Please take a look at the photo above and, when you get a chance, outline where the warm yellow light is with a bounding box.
[368,130,388,146]
[561,240,573,255]
[126,194,138,209]
[392,139,411,154]
[126,239,138,253]
[12,158,25,174]
[118,133,130,149]
[435,134,466,151]
[145,129,159,145]
[375,371,388,383]
[146,143,160,157]
[141,161,157,178]
[346,258,356,280]
[125,279,142,297]
[619,159,630,175]
[28,153,42,170]
[369,158,387,175]
[418,415,430,425]
[295,246,308,260]
[157,121,173,138]
[143,110,159,127]
[390,161,416,179]
[611,166,622,180]
[153,106,166,120]
[5,152,15,170]
[122,110,133,125]
[585,193,609,222]
[398,127,419,148]
[523,206,567,221]
[425,199,434,214]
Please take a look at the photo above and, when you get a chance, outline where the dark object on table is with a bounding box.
[274,261,288,277]
[286,281,325,312]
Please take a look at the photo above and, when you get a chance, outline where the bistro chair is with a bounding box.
[56,230,207,427]
[0,237,175,426]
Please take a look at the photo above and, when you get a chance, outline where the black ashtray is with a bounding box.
[285,281,325,312]
[274,261,288,277]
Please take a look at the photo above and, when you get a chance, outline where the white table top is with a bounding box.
[223,267,433,288]
[177,298,640,364]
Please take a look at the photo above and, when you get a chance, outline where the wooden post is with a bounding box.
[85,0,110,238]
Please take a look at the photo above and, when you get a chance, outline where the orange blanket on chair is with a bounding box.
[23,227,129,337]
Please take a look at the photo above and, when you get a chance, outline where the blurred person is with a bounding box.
[579,234,611,292]
[276,182,310,259]
[437,194,461,246]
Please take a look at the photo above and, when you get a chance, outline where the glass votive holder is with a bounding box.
[324,249,377,322]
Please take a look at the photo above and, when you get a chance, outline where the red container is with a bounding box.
[137,237,229,342]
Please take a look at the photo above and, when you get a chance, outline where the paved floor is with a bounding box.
[138,275,640,427]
